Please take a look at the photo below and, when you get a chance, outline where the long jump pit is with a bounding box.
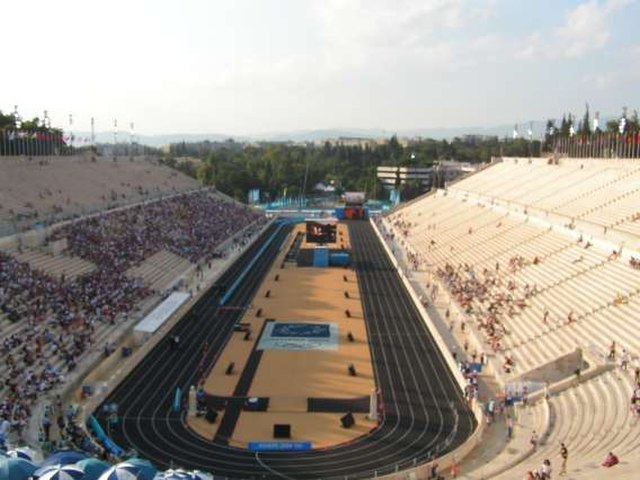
[187,221,378,449]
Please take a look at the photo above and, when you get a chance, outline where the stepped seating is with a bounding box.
[585,190,640,228]
[389,159,640,478]
[531,165,621,211]
[389,159,640,379]
[459,400,549,479]
[126,249,192,291]
[551,167,640,217]
[11,248,95,280]
[615,216,640,236]
[0,155,200,230]
[447,160,640,237]
[493,370,640,479]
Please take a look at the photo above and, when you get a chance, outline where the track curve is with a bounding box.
[95,220,476,479]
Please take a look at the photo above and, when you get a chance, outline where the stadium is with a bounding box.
[2,2,640,478]
[1,131,640,480]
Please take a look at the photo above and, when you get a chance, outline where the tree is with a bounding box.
[579,103,590,136]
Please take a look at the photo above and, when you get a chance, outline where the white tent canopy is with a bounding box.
[134,292,190,344]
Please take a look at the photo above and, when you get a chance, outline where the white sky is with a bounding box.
[3,0,640,135]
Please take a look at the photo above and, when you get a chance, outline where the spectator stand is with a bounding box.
[7,196,267,453]
[74,216,274,454]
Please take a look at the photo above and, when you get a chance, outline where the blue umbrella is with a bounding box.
[42,450,89,467]
[98,462,142,480]
[75,458,111,480]
[0,457,38,480]
[34,464,85,480]
[124,458,156,480]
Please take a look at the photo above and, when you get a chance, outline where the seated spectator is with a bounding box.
[602,452,619,468]
[535,459,552,479]
[614,292,629,305]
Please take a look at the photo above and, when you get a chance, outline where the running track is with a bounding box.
[95,220,476,479]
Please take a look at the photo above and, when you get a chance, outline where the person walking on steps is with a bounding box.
[560,442,568,476]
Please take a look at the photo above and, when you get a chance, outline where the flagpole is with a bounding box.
[91,117,95,155]
[14,105,21,156]
[130,122,134,157]
[113,119,118,157]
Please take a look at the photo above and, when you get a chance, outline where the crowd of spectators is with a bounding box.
[51,191,263,270]
[1,190,264,447]
[435,261,531,361]
[1,251,149,444]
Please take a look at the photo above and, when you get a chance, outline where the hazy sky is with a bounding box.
[3,0,640,135]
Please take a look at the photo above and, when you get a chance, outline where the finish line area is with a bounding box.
[189,221,377,449]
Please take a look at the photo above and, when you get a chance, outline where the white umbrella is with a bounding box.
[98,462,140,480]
[34,464,85,480]
[7,446,40,462]
[185,471,213,480]
[155,470,189,479]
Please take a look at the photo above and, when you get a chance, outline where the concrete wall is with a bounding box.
[514,348,583,384]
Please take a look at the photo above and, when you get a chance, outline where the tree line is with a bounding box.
[161,135,540,202]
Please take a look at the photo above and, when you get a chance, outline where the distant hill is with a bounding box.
[74,116,620,147]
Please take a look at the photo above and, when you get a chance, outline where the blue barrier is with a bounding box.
[103,437,124,457]
[219,224,283,306]
[248,441,312,452]
[173,387,182,412]
[329,252,350,266]
[87,415,124,457]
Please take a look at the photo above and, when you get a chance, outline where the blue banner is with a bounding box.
[248,441,312,452]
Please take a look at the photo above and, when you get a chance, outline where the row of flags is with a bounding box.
[0,129,71,156]
[0,130,96,145]
[1,130,65,142]
[556,132,640,144]
[554,132,640,158]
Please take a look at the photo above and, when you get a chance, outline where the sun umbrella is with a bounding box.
[98,462,142,480]
[0,457,38,480]
[42,450,89,468]
[75,458,111,480]
[7,446,39,462]
[184,471,213,480]
[124,458,156,480]
[154,470,189,479]
[34,464,85,480]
